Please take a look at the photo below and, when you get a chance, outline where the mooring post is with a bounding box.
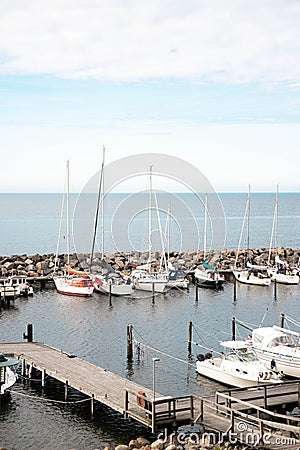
[274,279,277,300]
[233,277,237,301]
[91,394,94,419]
[109,282,112,304]
[65,380,69,402]
[127,324,133,360]
[188,321,193,355]
[195,283,198,302]
[124,389,129,418]
[41,368,46,388]
[232,316,236,341]
[28,362,33,379]
[23,323,33,342]
[280,312,285,328]
[152,283,155,303]
[21,359,26,377]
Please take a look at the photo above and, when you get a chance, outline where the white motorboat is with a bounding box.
[195,264,224,289]
[0,276,34,297]
[251,326,300,377]
[196,340,283,388]
[0,353,19,396]
[233,269,271,286]
[0,283,18,299]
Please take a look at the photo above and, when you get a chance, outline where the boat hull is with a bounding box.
[253,348,300,378]
[53,277,93,297]
[196,359,282,388]
[134,280,167,293]
[267,270,299,284]
[233,270,271,286]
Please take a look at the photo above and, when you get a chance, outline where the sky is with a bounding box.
[1,0,300,193]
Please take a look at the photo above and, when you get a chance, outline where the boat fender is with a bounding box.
[197,354,205,362]
[205,352,213,360]
[137,391,146,408]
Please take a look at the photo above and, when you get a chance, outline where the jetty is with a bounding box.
[0,341,194,433]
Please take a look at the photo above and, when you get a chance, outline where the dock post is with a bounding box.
[152,283,155,304]
[298,381,300,407]
[188,321,193,356]
[274,279,277,300]
[41,368,46,387]
[91,394,94,419]
[151,401,156,433]
[232,316,236,341]
[124,389,129,418]
[65,380,69,402]
[109,282,112,305]
[280,312,285,328]
[127,324,133,360]
[195,283,198,302]
[21,359,26,377]
[233,277,237,302]
[28,362,33,379]
[263,385,267,409]
[23,323,33,342]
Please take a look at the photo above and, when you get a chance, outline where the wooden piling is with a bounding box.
[280,312,285,328]
[233,277,237,301]
[65,380,69,402]
[232,316,236,341]
[23,323,33,342]
[41,368,46,387]
[195,283,198,302]
[188,321,193,355]
[127,324,133,360]
[274,279,277,300]
[152,283,155,303]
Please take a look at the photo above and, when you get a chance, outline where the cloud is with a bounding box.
[0,0,300,84]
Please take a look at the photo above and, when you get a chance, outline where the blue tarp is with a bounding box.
[203,261,215,270]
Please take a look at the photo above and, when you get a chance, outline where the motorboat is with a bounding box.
[194,263,224,289]
[196,340,283,388]
[0,353,19,396]
[167,269,189,289]
[251,326,300,377]
[0,283,18,299]
[0,276,34,297]
[233,269,271,286]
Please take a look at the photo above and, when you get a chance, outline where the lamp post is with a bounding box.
[152,357,160,403]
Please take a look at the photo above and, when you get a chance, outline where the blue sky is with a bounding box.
[1,0,300,193]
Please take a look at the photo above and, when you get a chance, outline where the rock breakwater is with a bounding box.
[0,247,299,278]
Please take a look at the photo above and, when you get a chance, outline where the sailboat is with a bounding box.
[233,186,271,286]
[267,186,299,285]
[53,161,94,297]
[90,149,134,296]
[194,193,224,289]
[131,166,169,293]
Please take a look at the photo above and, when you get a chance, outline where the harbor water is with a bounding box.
[1,192,300,449]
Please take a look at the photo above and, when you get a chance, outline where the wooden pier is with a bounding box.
[195,382,300,448]
[0,341,194,432]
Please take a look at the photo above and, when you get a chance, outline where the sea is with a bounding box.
[1,192,300,450]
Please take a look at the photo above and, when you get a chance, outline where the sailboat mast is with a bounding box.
[203,193,207,261]
[66,160,70,266]
[101,147,106,260]
[90,148,105,271]
[275,184,279,252]
[148,165,153,267]
[247,185,251,254]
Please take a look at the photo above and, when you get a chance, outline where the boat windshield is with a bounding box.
[226,350,259,362]
[268,334,299,348]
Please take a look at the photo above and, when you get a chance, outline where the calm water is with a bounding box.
[1,193,300,449]
[1,193,300,256]
[1,283,300,449]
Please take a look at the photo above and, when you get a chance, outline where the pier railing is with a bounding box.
[124,389,194,432]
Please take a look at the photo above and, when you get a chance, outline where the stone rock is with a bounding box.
[128,440,141,449]
[136,437,151,446]
[150,440,164,450]
[115,445,129,450]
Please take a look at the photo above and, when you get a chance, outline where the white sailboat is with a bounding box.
[267,186,299,285]
[194,193,224,289]
[90,149,134,296]
[131,166,168,293]
[196,340,283,388]
[53,161,94,297]
[233,186,271,286]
